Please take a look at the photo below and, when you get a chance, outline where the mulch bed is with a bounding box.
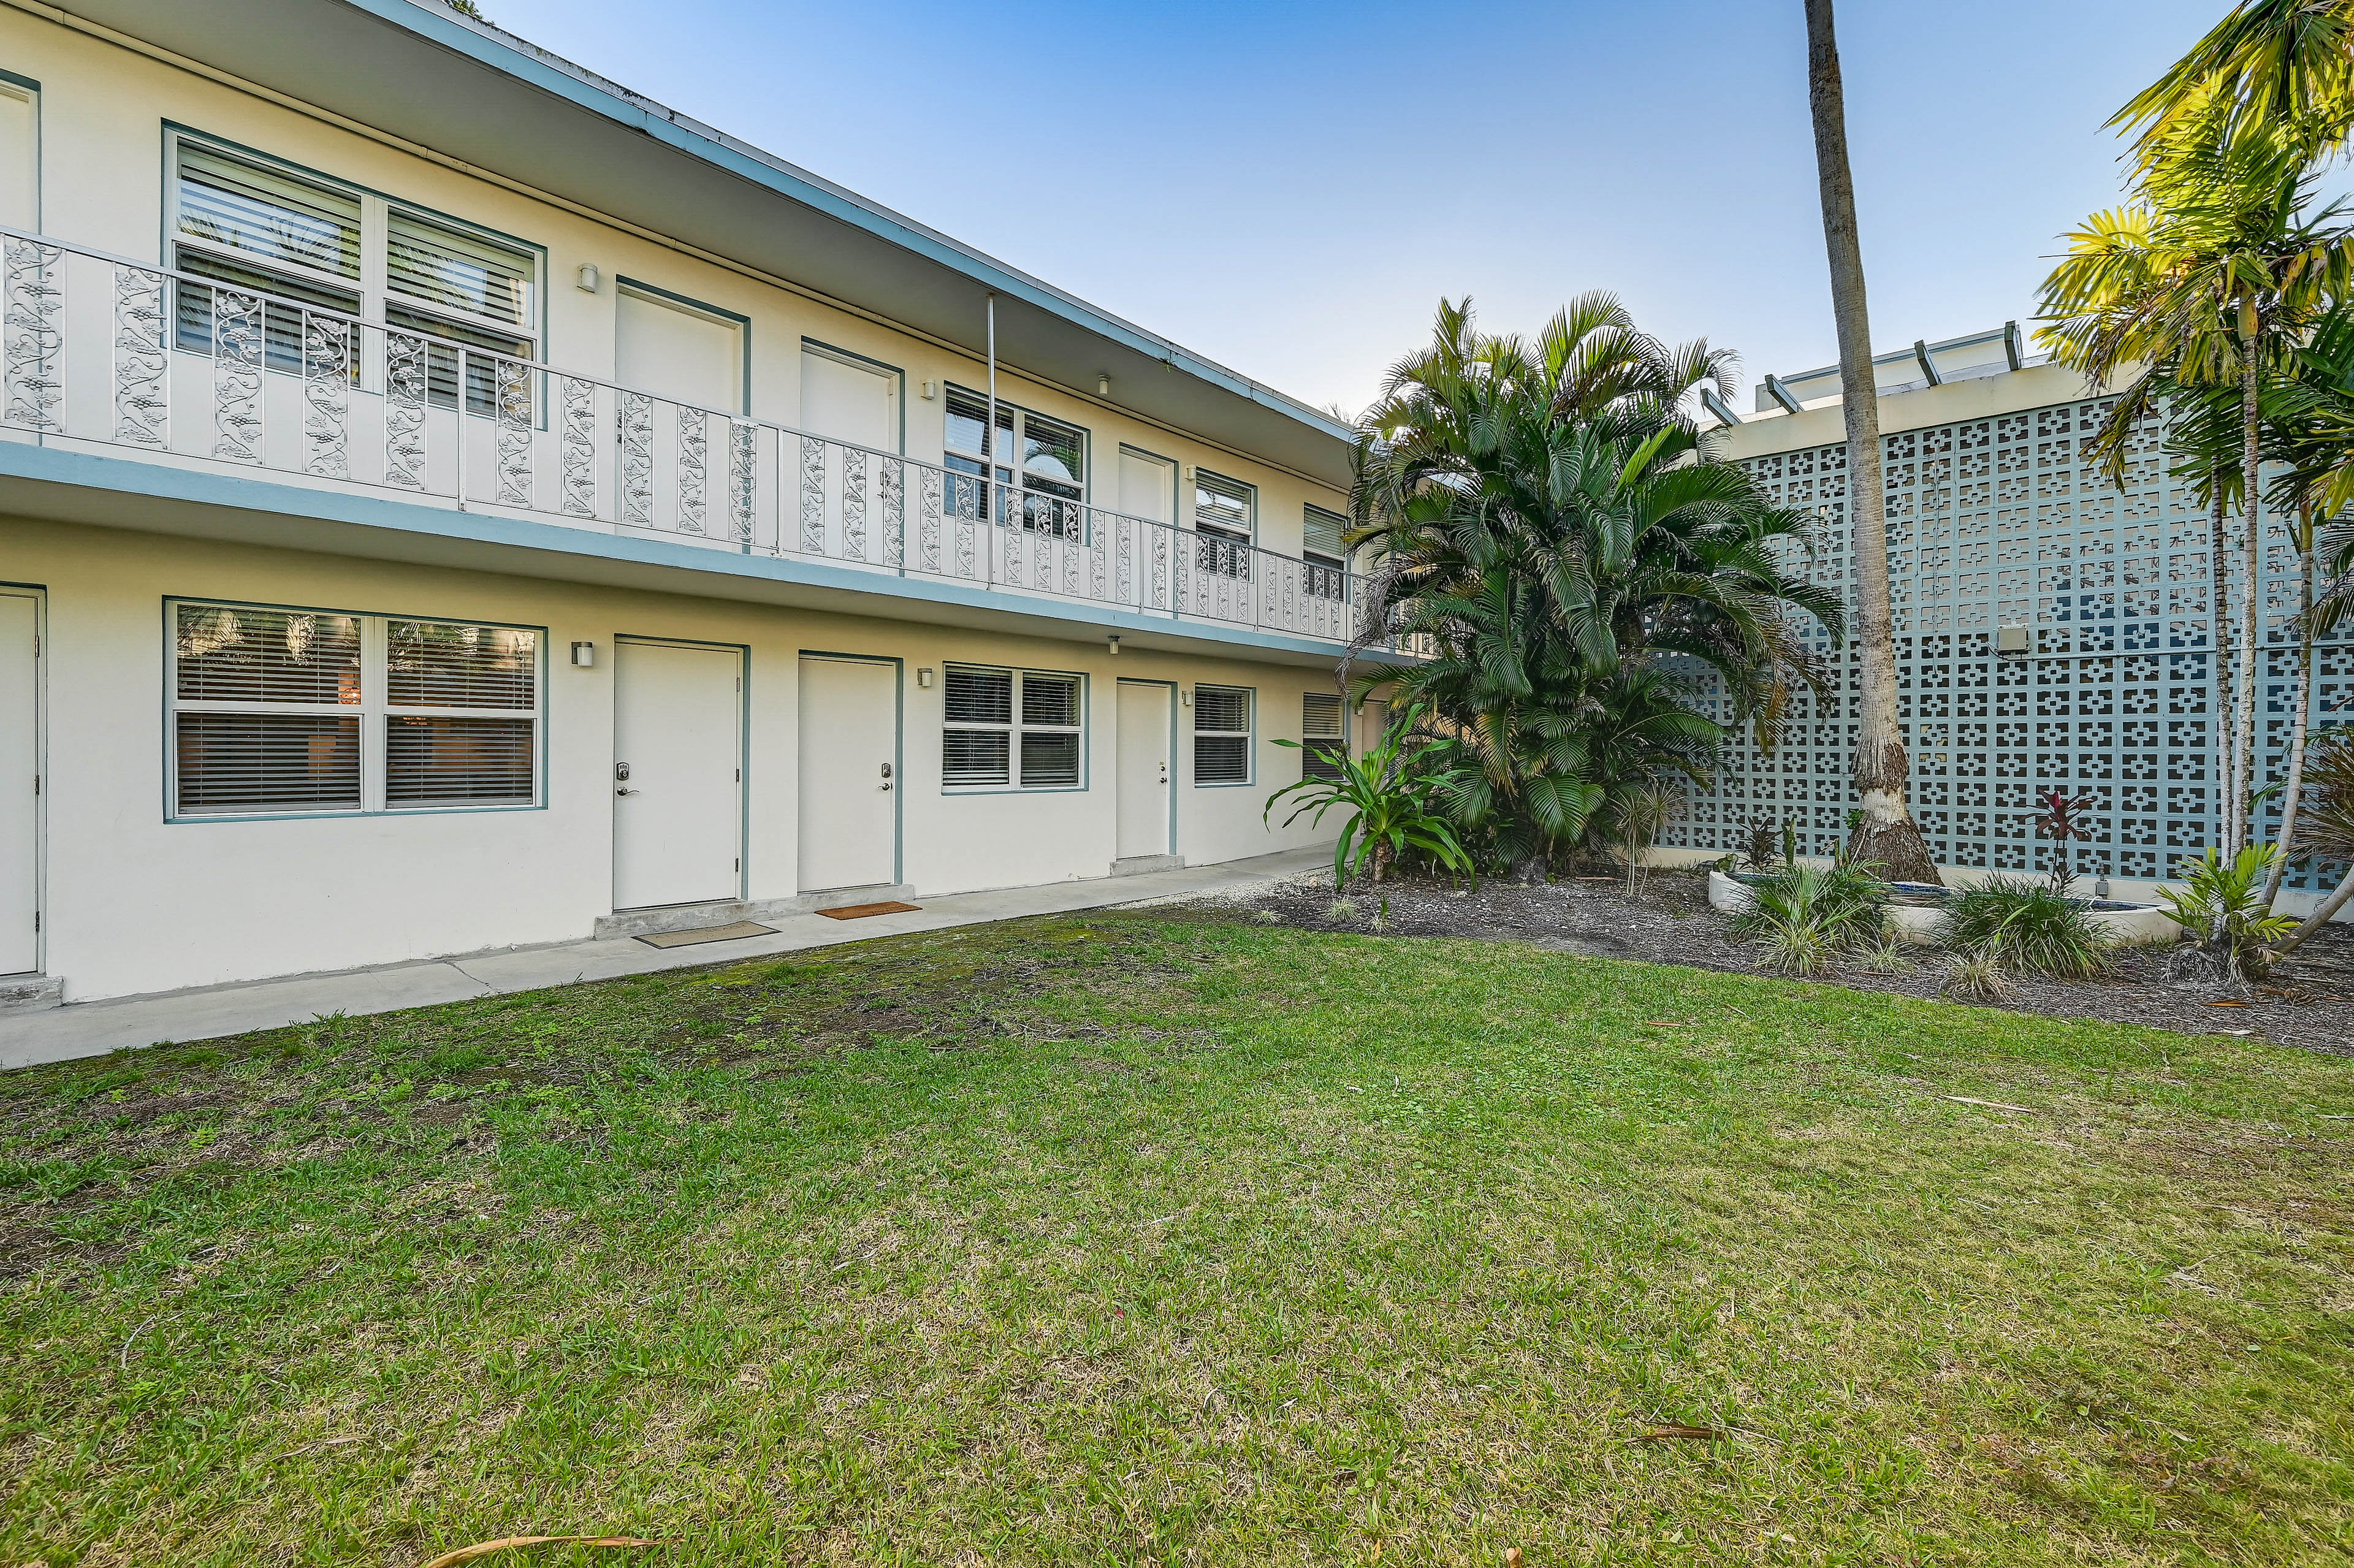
[1206,868,2354,1058]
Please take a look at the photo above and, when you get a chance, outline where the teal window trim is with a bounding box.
[1192,682,1255,787]
[801,337,905,454]
[615,277,753,416]
[162,594,549,824]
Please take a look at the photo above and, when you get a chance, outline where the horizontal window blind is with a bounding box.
[1303,504,1347,560]
[386,716,535,804]
[387,620,538,709]
[175,712,360,815]
[387,210,534,327]
[175,604,362,706]
[945,665,1013,726]
[385,305,533,416]
[1302,692,1347,781]
[1194,684,1252,785]
[177,145,360,280]
[169,599,542,818]
[1195,469,1254,540]
[172,248,363,372]
[943,665,1083,790]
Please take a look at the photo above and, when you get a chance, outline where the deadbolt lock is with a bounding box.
[614,762,631,781]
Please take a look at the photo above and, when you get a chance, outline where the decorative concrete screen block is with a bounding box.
[1659,394,2351,893]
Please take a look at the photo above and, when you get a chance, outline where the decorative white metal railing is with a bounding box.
[0,229,1425,657]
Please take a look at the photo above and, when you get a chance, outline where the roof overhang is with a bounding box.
[45,0,1357,487]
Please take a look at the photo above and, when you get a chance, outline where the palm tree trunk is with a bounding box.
[2260,507,2316,910]
[2231,329,2262,857]
[1804,0,1939,885]
[2276,865,2354,955]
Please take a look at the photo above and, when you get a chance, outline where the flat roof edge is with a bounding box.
[331,0,1354,448]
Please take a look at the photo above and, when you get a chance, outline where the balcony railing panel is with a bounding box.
[0,230,1428,657]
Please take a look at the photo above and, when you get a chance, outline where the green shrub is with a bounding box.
[2158,845,2298,980]
[1938,875,2115,980]
[1729,857,1889,973]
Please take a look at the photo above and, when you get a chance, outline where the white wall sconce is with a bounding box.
[1107,634,1120,656]
[916,666,935,688]
[1180,686,1192,706]
[571,641,596,668]
[1097,374,1110,397]
[575,264,601,294]
[919,379,938,400]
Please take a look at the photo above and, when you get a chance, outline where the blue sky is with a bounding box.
[481,0,2225,417]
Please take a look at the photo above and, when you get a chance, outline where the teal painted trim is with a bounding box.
[802,339,907,456]
[160,593,550,824]
[618,277,752,415]
[798,650,905,887]
[0,68,39,93]
[0,443,1418,669]
[613,633,751,900]
[338,0,1351,450]
[1189,683,1257,788]
[1115,676,1179,859]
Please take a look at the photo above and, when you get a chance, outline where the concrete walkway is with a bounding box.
[0,847,1328,1072]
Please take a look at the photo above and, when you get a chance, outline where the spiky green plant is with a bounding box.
[2159,845,2301,978]
[1939,875,2117,980]
[1727,856,1890,973]
[1265,705,1471,891]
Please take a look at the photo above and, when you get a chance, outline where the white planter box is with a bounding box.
[1705,870,2177,947]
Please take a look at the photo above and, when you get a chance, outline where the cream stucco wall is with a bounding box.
[10,516,1352,1002]
[0,7,1347,553]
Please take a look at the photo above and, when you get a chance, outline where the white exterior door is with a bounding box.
[613,639,742,910]
[1118,447,1175,525]
[800,346,896,450]
[0,593,36,973]
[1116,680,1171,861]
[615,287,742,411]
[0,80,37,231]
[798,656,897,892]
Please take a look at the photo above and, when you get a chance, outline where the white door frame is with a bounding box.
[1116,676,1177,861]
[612,633,748,908]
[798,650,903,889]
[1,583,42,975]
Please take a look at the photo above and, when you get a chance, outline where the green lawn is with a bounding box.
[4,912,2352,1567]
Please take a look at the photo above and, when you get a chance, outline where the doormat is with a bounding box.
[634,920,779,949]
[817,901,921,921]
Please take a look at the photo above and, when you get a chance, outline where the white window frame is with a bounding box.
[940,662,1087,793]
[1192,683,1255,787]
[943,384,1089,539]
[1303,503,1350,601]
[166,597,545,821]
[1302,691,1348,781]
[167,128,544,402]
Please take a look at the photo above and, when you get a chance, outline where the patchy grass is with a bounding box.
[2,910,2352,1566]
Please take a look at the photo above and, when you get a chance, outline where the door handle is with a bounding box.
[615,787,638,796]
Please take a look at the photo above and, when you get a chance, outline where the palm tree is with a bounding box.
[2114,0,2354,172]
[1346,299,1840,872]
[1803,0,1938,882]
[2040,116,2354,855]
[2275,728,2354,953]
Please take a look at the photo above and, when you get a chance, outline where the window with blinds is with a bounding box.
[942,664,1084,789]
[1302,692,1348,780]
[1303,504,1350,601]
[172,135,539,410]
[169,599,541,818]
[1193,685,1253,785]
[942,385,1089,540]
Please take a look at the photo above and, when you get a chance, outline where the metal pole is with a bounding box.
[985,291,997,586]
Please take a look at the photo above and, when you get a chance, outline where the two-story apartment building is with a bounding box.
[0,0,1414,1007]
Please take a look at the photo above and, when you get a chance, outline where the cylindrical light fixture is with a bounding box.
[571,641,596,668]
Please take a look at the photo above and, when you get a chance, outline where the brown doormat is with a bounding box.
[634,920,779,948]
[817,900,921,920]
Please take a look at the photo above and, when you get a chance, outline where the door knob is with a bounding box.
[616,786,638,796]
